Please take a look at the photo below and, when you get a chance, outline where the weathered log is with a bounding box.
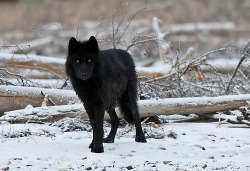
[1,94,250,123]
[165,22,246,34]
[0,85,78,115]
[0,104,84,123]
[138,94,250,117]
[0,53,66,79]
[1,36,53,54]
[0,53,65,66]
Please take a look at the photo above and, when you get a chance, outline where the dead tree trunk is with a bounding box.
[1,93,249,123]
[1,36,54,54]
[138,94,250,117]
[0,85,78,115]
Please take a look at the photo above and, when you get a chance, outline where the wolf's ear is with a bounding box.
[68,37,79,55]
[88,36,99,54]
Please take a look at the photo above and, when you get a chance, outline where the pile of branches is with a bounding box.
[138,41,250,99]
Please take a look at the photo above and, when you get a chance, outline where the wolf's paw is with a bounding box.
[103,137,114,143]
[135,135,147,143]
[91,145,104,153]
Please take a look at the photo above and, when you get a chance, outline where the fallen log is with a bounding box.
[0,53,65,66]
[1,94,249,123]
[0,85,78,115]
[1,36,54,54]
[165,22,245,34]
[0,104,84,123]
[0,53,66,79]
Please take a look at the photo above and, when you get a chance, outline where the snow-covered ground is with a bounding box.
[1,120,250,170]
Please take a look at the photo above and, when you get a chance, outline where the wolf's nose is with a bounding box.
[82,73,88,79]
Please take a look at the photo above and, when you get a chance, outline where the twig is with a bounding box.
[76,25,80,39]
[153,17,169,39]
[225,45,250,94]
[194,43,234,61]
[216,112,222,127]
[1,45,31,56]
[60,77,69,89]
[56,8,67,49]
[115,7,146,48]
[127,34,179,60]
[110,0,126,49]
[0,68,38,87]
[126,37,156,51]
[182,80,215,94]
[8,63,65,80]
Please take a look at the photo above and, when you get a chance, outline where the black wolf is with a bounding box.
[65,36,146,153]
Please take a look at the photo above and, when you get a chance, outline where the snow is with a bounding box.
[1,121,250,170]
[1,104,84,122]
[140,94,250,106]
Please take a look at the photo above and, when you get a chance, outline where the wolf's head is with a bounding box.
[66,36,101,80]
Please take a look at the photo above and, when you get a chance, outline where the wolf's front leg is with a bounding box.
[85,105,96,150]
[90,104,105,153]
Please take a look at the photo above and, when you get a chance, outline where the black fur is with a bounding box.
[66,36,146,153]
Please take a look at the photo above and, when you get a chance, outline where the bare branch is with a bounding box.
[225,42,250,94]
[115,7,146,48]
[0,68,39,87]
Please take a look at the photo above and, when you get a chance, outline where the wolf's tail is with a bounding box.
[119,103,134,123]
[119,97,141,124]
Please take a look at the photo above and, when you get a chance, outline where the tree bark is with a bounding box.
[1,92,249,123]
[0,85,78,115]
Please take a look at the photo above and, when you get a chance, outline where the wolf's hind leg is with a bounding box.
[123,99,147,143]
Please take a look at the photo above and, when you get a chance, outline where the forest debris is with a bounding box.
[0,85,78,115]
[41,91,56,106]
[1,94,250,123]
[0,104,84,123]
[41,94,50,107]
[0,53,66,79]
[0,53,65,66]
[1,36,53,54]
[153,17,172,62]
[166,22,236,34]
[225,42,250,94]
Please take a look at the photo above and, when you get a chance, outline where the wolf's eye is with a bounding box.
[87,59,92,63]
[76,59,80,63]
